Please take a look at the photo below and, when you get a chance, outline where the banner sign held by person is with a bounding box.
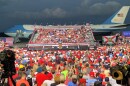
[102,36,116,45]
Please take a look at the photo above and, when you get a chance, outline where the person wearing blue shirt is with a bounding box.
[86,72,97,86]
[68,75,78,86]
[68,81,77,86]
[87,78,97,86]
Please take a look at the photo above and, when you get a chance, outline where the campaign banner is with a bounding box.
[0,37,14,46]
[122,31,130,37]
[102,36,116,45]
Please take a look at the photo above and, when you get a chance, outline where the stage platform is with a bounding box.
[27,43,97,50]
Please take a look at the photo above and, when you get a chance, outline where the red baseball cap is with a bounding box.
[89,71,95,77]
[79,78,86,83]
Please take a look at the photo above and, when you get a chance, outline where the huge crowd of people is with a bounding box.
[29,26,94,45]
[0,33,130,86]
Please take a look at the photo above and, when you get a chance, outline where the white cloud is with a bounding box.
[81,0,90,8]
[42,8,67,18]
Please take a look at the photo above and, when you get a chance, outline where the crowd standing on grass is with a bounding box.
[0,34,130,86]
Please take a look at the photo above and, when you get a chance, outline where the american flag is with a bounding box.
[117,13,123,17]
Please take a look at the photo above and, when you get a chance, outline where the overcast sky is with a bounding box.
[0,0,130,32]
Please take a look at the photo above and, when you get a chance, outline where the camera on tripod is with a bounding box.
[0,49,16,79]
[110,63,130,86]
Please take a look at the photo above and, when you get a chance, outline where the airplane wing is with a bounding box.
[110,24,130,28]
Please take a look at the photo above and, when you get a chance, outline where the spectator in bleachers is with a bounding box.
[30,26,94,45]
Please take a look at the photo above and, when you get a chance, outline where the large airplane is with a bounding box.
[4,6,130,39]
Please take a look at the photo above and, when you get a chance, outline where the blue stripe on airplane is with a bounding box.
[5,25,32,33]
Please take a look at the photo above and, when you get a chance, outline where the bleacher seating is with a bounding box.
[28,25,96,50]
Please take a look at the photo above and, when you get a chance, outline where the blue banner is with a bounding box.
[122,31,130,37]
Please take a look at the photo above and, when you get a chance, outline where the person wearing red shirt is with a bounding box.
[36,66,48,86]
[46,71,53,80]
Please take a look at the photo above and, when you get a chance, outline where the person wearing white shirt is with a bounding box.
[42,80,54,86]
[109,76,122,86]
[51,55,56,62]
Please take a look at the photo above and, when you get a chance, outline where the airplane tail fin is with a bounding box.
[103,6,130,24]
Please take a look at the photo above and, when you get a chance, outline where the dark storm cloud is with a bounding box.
[10,8,67,18]
[0,0,125,18]
[0,0,130,32]
[88,1,121,15]
[1,0,79,18]
[0,0,8,6]
[77,0,122,16]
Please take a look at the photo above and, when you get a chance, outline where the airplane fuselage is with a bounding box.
[5,32,32,38]
[4,24,127,38]
[90,24,126,32]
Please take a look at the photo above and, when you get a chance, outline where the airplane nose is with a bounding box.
[5,28,14,33]
[4,29,10,33]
